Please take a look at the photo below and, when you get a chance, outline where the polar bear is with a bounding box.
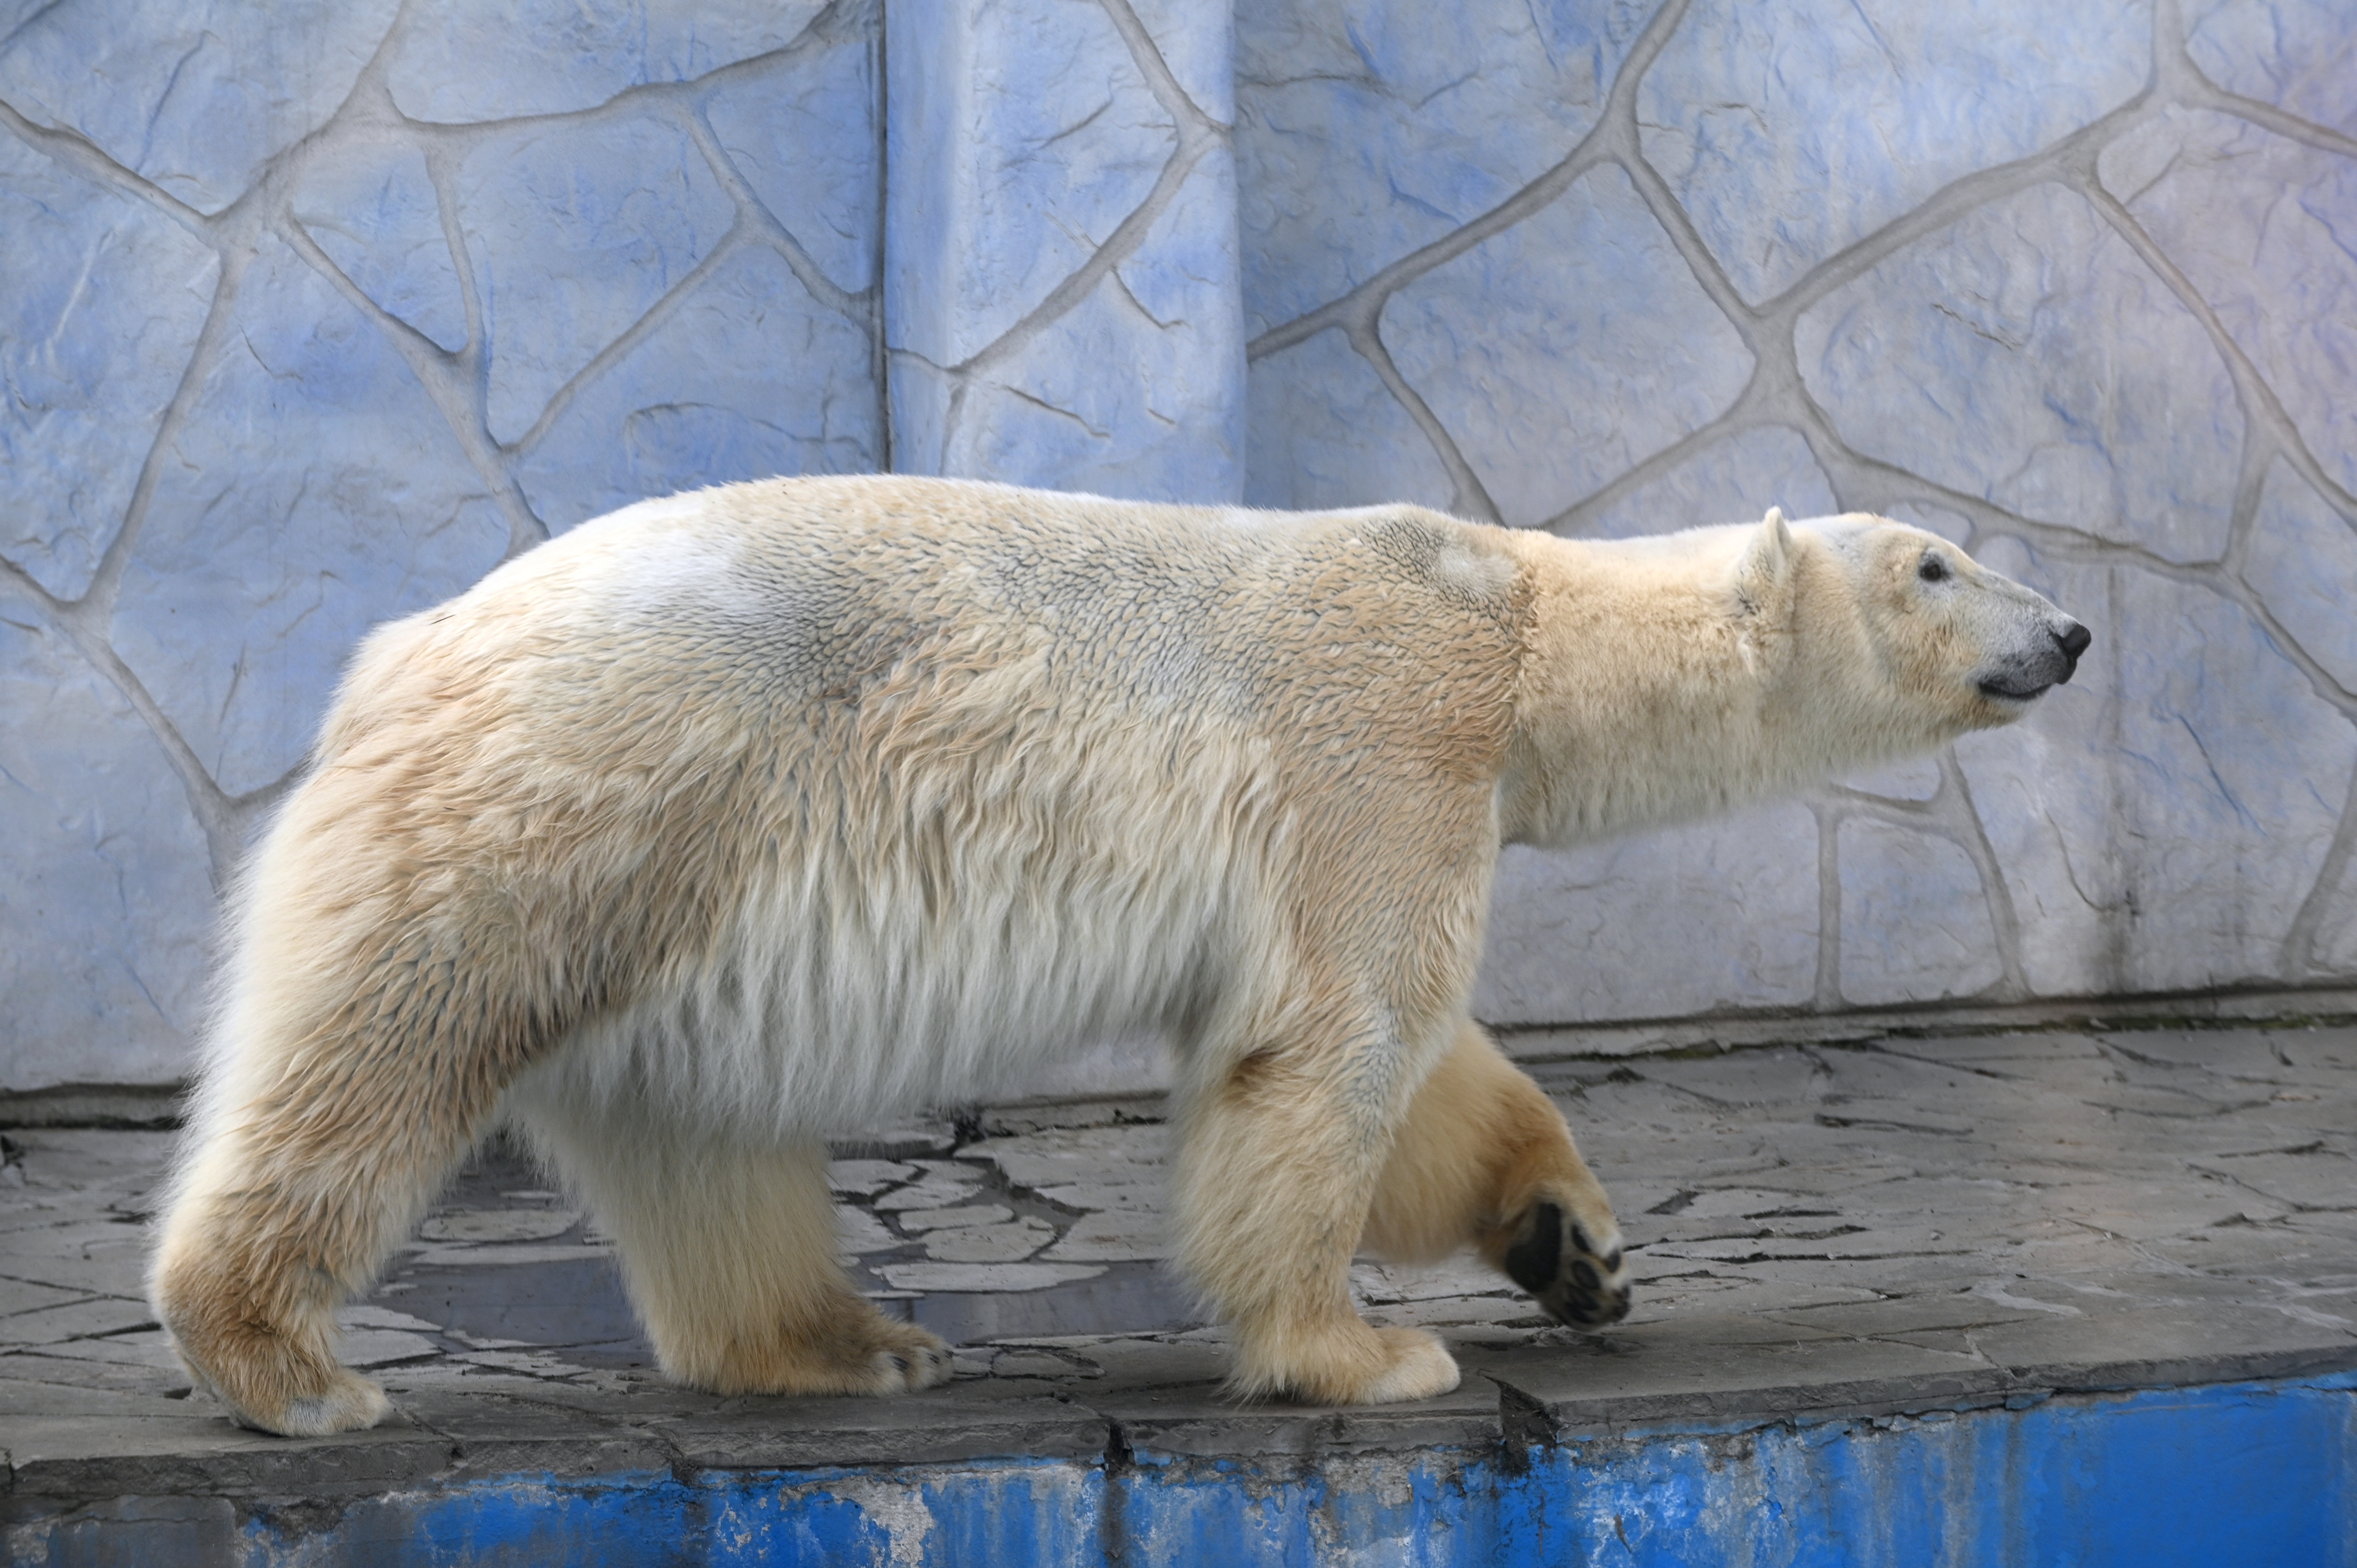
[151,476,2086,1436]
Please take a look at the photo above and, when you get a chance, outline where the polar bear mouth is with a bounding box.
[1977,677,2052,703]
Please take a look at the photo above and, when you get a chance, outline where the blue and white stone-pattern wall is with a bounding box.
[0,0,890,1086]
[3,0,2353,1088]
[885,0,1244,502]
[0,0,1239,1089]
[1240,0,2357,1027]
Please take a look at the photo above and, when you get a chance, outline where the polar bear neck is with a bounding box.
[1492,526,1908,849]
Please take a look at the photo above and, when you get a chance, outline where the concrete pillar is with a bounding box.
[885,0,1245,502]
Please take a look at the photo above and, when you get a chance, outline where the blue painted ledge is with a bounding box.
[15,1372,2354,1566]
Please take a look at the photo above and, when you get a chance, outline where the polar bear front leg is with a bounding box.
[1175,1025,1464,1406]
[516,1100,951,1397]
[1362,1020,1633,1328]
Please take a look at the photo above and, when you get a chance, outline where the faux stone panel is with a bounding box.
[385,0,829,123]
[10,0,2357,1092]
[701,24,880,296]
[1882,502,1976,547]
[0,0,398,213]
[459,114,738,445]
[1473,804,1820,1026]
[1797,181,2244,565]
[1577,426,1837,540]
[884,356,958,498]
[1234,0,1654,335]
[1241,329,1454,513]
[1967,538,2357,996]
[0,134,219,599]
[2184,0,2357,136]
[2108,108,2357,499]
[885,0,1243,503]
[516,244,879,531]
[885,0,1174,372]
[290,143,468,353]
[2240,460,2357,697]
[0,618,214,1088]
[1383,163,1753,527]
[1638,0,2150,304]
[2302,859,2357,981]
[951,148,1244,502]
[1838,759,1945,805]
[108,235,508,797]
[1949,563,2129,1001]
[1837,819,2003,1006]
[1131,0,1235,124]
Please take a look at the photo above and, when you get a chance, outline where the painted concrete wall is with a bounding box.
[4,0,2353,1088]
[16,1375,2357,1566]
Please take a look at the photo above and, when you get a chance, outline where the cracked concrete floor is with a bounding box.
[4,1022,2356,1487]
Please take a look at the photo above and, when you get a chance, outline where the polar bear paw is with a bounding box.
[235,1369,394,1436]
[174,1345,394,1437]
[1502,1197,1633,1328]
[1231,1322,1462,1405]
[1356,1327,1463,1403]
[666,1312,954,1397]
[867,1325,956,1393]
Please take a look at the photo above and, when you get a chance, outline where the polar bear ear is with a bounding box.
[1733,506,1794,616]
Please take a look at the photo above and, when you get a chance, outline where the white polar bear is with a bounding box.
[150,476,2087,1436]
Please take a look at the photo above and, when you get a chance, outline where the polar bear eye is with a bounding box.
[1918,553,1950,584]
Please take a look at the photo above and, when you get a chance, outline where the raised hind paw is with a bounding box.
[1496,1196,1632,1328]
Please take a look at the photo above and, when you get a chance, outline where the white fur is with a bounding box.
[150,479,2084,1432]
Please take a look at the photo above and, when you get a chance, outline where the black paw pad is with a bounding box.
[1502,1200,1632,1329]
[1503,1201,1564,1295]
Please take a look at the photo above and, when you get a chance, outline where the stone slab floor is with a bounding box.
[5,1022,2357,1496]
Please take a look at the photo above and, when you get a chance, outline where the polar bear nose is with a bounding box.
[2053,620,2091,681]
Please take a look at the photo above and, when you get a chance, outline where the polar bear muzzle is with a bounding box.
[1927,536,2091,707]
[1978,617,2090,703]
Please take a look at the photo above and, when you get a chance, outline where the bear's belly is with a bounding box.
[521,853,1235,1137]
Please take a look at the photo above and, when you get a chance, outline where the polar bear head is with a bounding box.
[1745,507,2089,741]
[1501,507,2089,846]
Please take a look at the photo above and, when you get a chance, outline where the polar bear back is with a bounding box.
[292,477,1522,1135]
[470,475,1513,720]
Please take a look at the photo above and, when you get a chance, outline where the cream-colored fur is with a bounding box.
[150,477,2084,1434]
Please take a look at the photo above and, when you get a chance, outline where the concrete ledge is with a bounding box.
[0,1086,182,1131]
[11,1372,2355,1564]
[1494,984,2357,1064]
[13,1318,2355,1503]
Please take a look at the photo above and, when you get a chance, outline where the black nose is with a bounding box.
[2053,620,2090,679]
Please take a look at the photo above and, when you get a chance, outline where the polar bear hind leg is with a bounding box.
[152,1039,486,1435]
[1362,1021,1633,1327]
[516,1097,951,1395]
